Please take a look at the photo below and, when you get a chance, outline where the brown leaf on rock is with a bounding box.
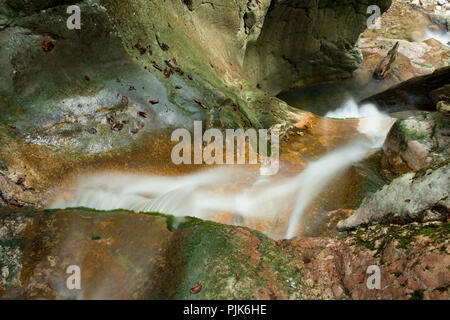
[164,60,174,69]
[106,115,115,125]
[111,123,124,132]
[160,43,170,51]
[190,283,202,294]
[152,61,163,72]
[163,69,172,78]
[173,66,184,76]
[193,99,207,109]
[134,42,147,55]
[42,40,54,52]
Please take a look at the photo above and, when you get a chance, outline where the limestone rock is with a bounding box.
[337,161,449,231]
[0,209,303,299]
[1,208,448,300]
[362,66,450,112]
[382,112,449,174]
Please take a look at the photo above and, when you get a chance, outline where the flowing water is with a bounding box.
[423,27,450,47]
[50,98,394,239]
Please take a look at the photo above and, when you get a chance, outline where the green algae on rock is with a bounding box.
[0,208,303,299]
[382,111,450,174]
[337,160,449,231]
[2,208,448,300]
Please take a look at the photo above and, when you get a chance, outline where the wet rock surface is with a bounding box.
[284,221,449,300]
[382,111,450,174]
[362,66,450,112]
[337,160,449,231]
[0,208,303,299]
[0,208,448,300]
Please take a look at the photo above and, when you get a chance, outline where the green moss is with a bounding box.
[413,158,450,181]
[396,226,435,249]
[0,238,22,248]
[171,221,302,299]
[396,118,429,142]
[351,223,449,262]
[409,290,424,300]
[435,285,449,293]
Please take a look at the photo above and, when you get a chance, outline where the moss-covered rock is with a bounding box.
[244,0,392,95]
[1,208,448,299]
[337,160,449,231]
[0,208,303,299]
[382,112,450,174]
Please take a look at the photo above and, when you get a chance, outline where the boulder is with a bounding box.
[362,66,450,112]
[382,112,449,174]
[0,208,303,299]
[1,208,448,300]
[337,161,449,231]
[243,0,392,95]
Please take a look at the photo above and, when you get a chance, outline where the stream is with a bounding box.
[50,98,396,239]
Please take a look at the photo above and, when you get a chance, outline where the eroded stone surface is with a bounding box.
[337,161,449,231]
[0,208,448,300]
[283,222,449,300]
[0,209,303,299]
[382,112,449,174]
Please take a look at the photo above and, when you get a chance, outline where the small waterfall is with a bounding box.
[50,142,373,239]
[50,169,242,219]
[283,140,370,238]
[422,27,450,46]
[325,99,392,148]
[51,100,391,239]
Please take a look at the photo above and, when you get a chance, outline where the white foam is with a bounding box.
[325,99,393,148]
